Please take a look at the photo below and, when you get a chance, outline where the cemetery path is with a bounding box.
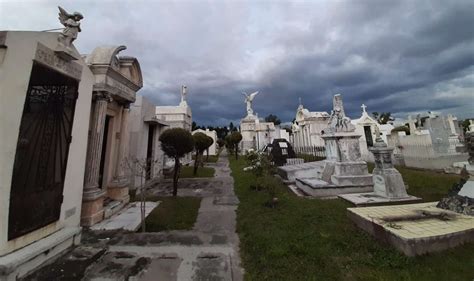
[22,151,243,281]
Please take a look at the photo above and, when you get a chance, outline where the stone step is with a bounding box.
[296,177,373,198]
[277,161,326,182]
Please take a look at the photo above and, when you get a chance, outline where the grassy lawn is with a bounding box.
[179,165,215,178]
[141,196,201,232]
[230,158,474,281]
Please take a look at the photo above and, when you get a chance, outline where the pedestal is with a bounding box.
[81,188,106,226]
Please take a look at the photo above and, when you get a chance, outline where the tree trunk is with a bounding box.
[173,157,180,196]
[206,148,209,161]
[193,151,199,175]
[235,144,238,160]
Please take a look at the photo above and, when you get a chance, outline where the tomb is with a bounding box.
[349,131,474,256]
[0,28,93,279]
[348,202,474,256]
[287,94,373,198]
[81,46,143,226]
[155,85,193,164]
[339,130,421,206]
[128,95,169,193]
[266,138,299,166]
[239,91,287,152]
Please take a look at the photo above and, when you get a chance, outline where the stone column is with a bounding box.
[83,92,111,192]
[108,104,131,203]
[81,92,111,226]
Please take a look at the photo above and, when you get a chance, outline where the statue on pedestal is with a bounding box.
[58,6,83,49]
[327,94,354,133]
[242,91,259,116]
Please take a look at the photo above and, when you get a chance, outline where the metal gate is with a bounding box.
[8,62,79,240]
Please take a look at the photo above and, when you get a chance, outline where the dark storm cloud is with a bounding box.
[1,0,472,125]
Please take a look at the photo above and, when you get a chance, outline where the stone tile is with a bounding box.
[91,202,159,231]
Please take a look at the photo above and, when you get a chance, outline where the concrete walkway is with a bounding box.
[23,151,243,281]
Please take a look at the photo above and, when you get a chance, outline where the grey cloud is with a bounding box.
[1,0,472,125]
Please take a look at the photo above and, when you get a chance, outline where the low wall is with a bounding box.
[403,154,469,170]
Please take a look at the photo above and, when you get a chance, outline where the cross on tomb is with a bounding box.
[361,104,367,113]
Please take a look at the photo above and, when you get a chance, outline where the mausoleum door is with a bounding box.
[8,63,78,240]
[98,115,112,189]
[364,126,374,147]
[146,124,156,180]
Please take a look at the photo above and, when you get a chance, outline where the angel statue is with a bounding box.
[242,91,259,116]
[58,6,84,48]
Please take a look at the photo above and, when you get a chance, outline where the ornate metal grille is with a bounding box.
[8,63,78,240]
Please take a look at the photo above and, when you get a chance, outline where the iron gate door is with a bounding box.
[8,62,79,240]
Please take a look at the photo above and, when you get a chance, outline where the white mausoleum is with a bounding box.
[129,95,169,191]
[0,31,93,280]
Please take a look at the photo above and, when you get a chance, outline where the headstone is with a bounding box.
[269,139,297,166]
[369,130,408,198]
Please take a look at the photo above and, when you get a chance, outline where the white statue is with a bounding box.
[58,6,83,49]
[181,85,187,103]
[327,94,354,133]
[242,91,259,116]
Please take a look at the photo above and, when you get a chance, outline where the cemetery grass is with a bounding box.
[230,158,474,281]
[141,196,201,232]
[165,166,215,179]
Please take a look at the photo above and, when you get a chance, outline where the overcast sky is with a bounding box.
[1,0,473,125]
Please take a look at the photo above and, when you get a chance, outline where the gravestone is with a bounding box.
[293,94,373,198]
[268,138,297,166]
[339,131,421,205]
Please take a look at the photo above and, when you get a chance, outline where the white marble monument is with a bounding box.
[339,128,421,205]
[291,94,374,198]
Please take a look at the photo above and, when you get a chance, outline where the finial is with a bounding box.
[361,104,367,113]
[299,97,302,106]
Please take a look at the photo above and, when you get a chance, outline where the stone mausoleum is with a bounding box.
[128,94,169,192]
[81,46,143,226]
[0,30,94,279]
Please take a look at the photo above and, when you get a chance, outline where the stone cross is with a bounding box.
[447,114,457,135]
[361,104,367,114]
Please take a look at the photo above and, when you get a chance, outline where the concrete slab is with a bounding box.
[296,177,372,198]
[91,202,159,231]
[138,256,182,281]
[339,192,422,206]
[348,202,474,256]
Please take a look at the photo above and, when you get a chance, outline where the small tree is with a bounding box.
[264,114,281,125]
[192,132,209,175]
[217,138,225,148]
[159,128,194,196]
[229,131,242,160]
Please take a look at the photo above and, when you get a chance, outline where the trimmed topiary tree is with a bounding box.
[229,131,242,160]
[192,132,209,175]
[159,128,194,196]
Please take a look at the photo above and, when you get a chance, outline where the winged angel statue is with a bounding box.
[242,91,259,116]
[58,6,84,48]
